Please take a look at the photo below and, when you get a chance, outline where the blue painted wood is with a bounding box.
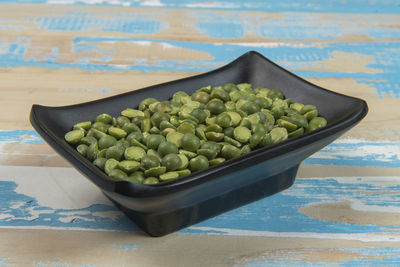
[193,12,400,40]
[2,8,399,40]
[303,141,400,168]
[0,130,42,144]
[0,179,135,230]
[1,37,399,97]
[1,167,399,238]
[238,247,400,266]
[0,0,399,14]
[187,177,400,236]
[31,11,167,34]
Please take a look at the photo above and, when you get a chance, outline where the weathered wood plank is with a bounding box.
[298,165,400,179]
[1,34,399,97]
[0,6,398,142]
[0,5,399,41]
[1,165,400,239]
[0,67,398,138]
[1,229,400,266]
[1,0,400,14]
[0,50,399,138]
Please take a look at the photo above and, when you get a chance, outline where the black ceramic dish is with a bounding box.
[30,51,368,236]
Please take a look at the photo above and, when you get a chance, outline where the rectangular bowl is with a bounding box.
[30,51,368,236]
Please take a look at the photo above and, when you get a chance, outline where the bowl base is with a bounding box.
[107,164,299,237]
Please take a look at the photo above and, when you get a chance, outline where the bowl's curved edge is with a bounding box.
[29,50,369,198]
[30,104,116,191]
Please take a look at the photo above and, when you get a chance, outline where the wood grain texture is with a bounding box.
[0,4,399,42]
[1,229,400,267]
[0,4,399,139]
[0,0,399,265]
[1,165,400,240]
[1,0,400,13]
[0,68,399,139]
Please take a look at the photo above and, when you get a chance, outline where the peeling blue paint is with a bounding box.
[0,0,399,14]
[1,37,398,97]
[1,5,399,40]
[305,141,400,168]
[0,19,23,30]
[183,177,400,234]
[0,258,13,267]
[0,130,43,144]
[193,12,400,40]
[0,177,399,235]
[0,180,138,231]
[115,243,138,251]
[240,247,400,266]
[57,88,113,93]
[34,11,167,34]
[194,12,245,39]
[43,47,58,62]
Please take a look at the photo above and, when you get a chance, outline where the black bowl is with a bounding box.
[30,51,368,236]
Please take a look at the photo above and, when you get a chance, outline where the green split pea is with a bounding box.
[65,83,327,185]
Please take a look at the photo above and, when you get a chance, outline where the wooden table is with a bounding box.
[1,1,400,266]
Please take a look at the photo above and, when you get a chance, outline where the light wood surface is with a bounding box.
[0,1,399,266]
